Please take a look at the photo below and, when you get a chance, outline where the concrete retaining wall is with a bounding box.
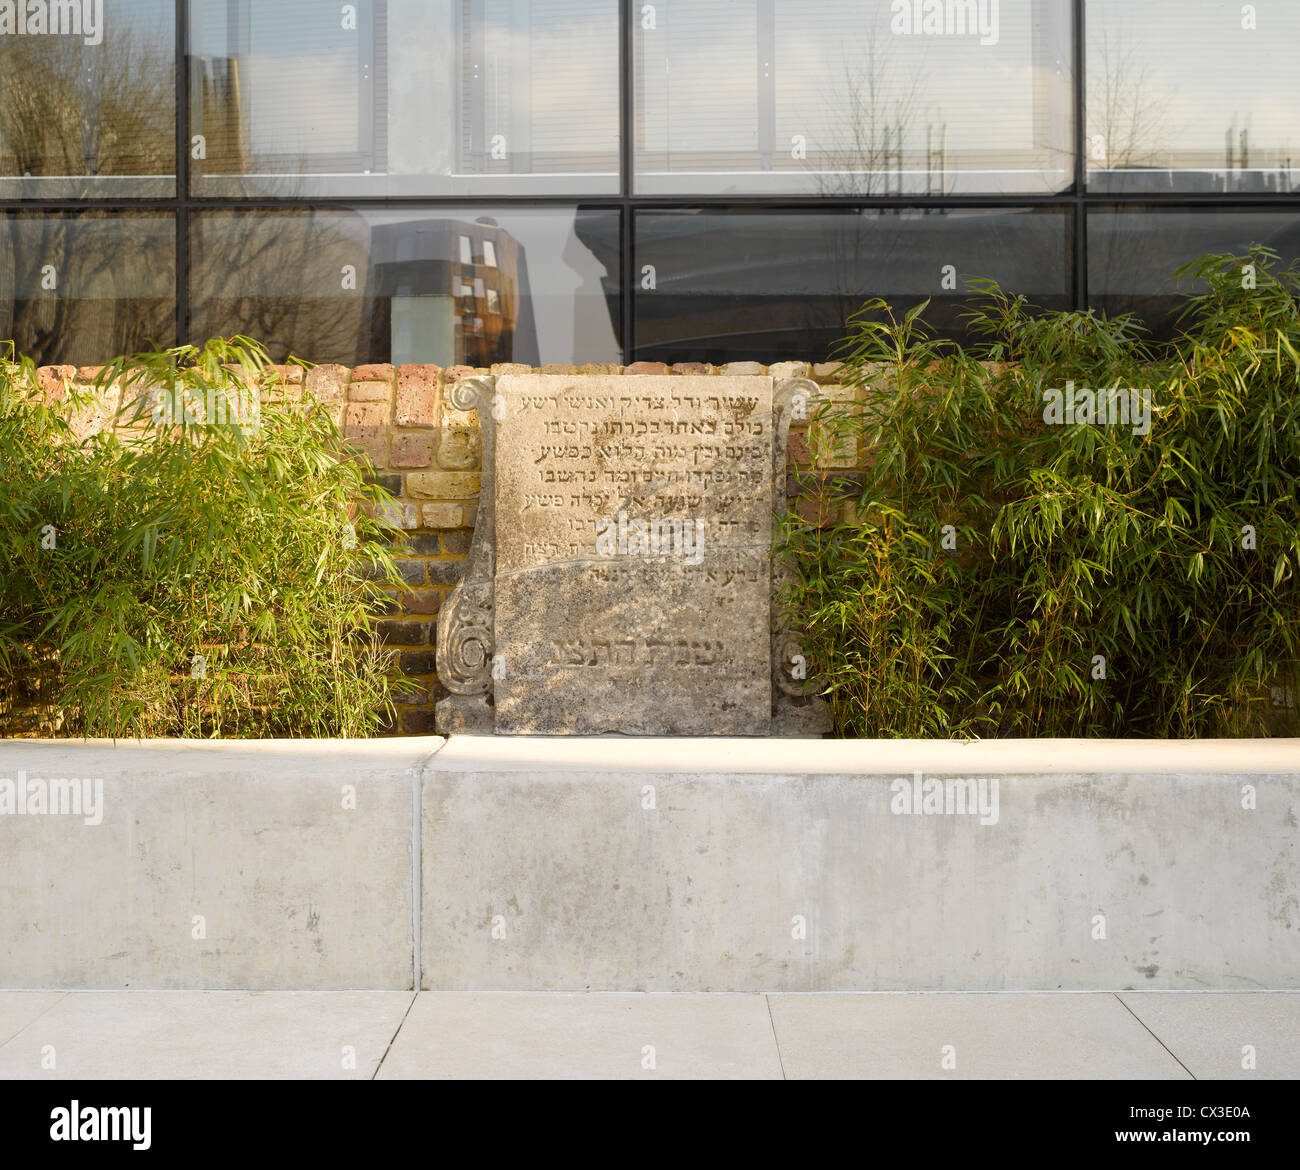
[421,739,1300,992]
[0,739,436,990]
[3,737,1298,990]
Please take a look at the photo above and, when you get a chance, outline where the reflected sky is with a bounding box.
[189,0,619,196]
[637,0,1073,195]
[1087,0,1300,189]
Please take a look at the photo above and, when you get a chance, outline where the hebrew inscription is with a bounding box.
[492,374,774,734]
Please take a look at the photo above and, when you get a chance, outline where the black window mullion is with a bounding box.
[621,0,634,361]
[1073,0,1087,312]
[176,0,190,347]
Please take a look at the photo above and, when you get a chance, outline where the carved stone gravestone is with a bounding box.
[435,374,827,736]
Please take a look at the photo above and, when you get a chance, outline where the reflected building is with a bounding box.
[370,217,536,368]
[187,208,572,367]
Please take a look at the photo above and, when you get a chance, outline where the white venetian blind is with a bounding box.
[243,0,367,160]
[638,0,759,167]
[471,0,618,174]
[773,0,1062,181]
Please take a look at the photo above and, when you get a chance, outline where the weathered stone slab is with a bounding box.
[493,375,772,734]
[435,372,829,736]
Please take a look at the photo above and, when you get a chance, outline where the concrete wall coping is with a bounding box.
[423,735,1300,775]
[2,735,1298,777]
[0,737,444,776]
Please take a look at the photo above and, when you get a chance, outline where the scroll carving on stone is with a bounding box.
[434,376,497,733]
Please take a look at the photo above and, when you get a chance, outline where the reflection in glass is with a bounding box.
[1087,1,1300,194]
[0,0,175,197]
[0,212,176,364]
[190,0,618,197]
[189,206,621,366]
[632,208,1072,363]
[635,0,1072,195]
[1089,208,1300,338]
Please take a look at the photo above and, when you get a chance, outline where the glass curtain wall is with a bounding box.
[1,1,1296,366]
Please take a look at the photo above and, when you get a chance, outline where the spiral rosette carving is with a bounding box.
[443,622,494,694]
[449,376,491,413]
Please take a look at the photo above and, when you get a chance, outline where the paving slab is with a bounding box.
[768,992,1191,1079]
[1119,992,1300,1079]
[3,990,1296,1080]
[377,992,782,1079]
[0,992,67,1047]
[0,991,412,1079]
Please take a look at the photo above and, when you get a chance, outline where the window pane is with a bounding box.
[0,0,176,197]
[189,206,621,365]
[0,212,176,365]
[634,207,1073,363]
[635,0,1073,195]
[190,0,619,196]
[1088,207,1300,337]
[1086,0,1300,193]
